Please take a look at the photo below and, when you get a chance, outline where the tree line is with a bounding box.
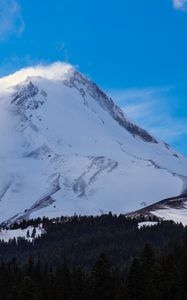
[0,214,184,268]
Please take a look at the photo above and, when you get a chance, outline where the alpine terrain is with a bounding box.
[0,62,187,226]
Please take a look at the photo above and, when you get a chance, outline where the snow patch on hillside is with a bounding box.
[0,224,45,242]
[153,208,187,226]
[138,221,158,229]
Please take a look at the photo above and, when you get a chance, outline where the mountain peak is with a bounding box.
[0,62,186,225]
[1,62,158,144]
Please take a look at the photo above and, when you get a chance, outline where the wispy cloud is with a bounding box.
[0,0,24,40]
[110,87,187,154]
[56,41,70,62]
[173,0,187,11]
[0,61,73,90]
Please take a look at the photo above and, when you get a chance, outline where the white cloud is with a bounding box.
[110,87,187,154]
[173,0,187,11]
[0,55,48,77]
[0,0,24,40]
[0,61,73,89]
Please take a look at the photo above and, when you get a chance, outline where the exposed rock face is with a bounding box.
[65,70,158,143]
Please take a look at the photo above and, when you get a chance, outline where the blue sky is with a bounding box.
[0,0,187,154]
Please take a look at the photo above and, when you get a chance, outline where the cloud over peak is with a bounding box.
[0,0,24,40]
[0,62,74,90]
[173,0,187,11]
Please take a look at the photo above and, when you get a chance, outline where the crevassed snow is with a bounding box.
[0,224,45,243]
[138,221,158,229]
[0,62,186,225]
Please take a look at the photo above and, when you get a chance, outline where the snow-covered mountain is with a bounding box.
[0,62,187,226]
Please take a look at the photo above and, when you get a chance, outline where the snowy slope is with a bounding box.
[0,224,45,242]
[0,62,187,225]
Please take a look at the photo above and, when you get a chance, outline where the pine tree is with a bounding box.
[139,243,156,300]
[54,259,72,300]
[90,253,114,300]
[26,230,30,239]
[31,227,36,239]
[18,276,37,300]
[126,258,142,300]
[116,281,127,300]
[72,266,86,300]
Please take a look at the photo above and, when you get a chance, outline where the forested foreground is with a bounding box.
[1,235,187,300]
[0,214,184,267]
[0,214,186,299]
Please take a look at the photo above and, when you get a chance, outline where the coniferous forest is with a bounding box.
[0,214,186,299]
